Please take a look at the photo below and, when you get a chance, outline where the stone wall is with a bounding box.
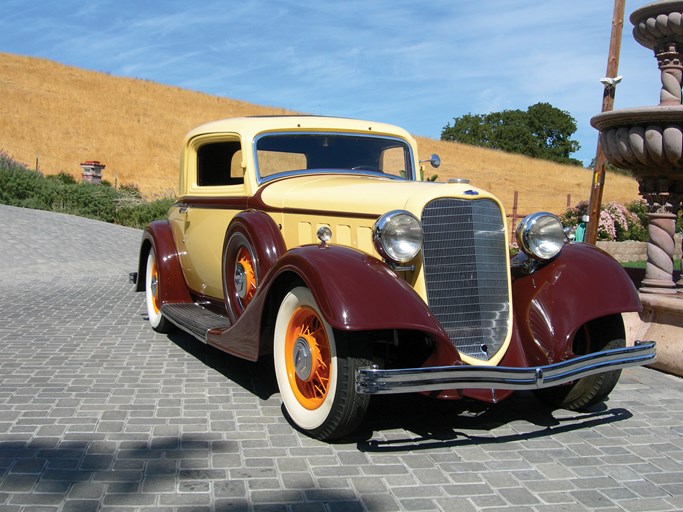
[597,234,683,262]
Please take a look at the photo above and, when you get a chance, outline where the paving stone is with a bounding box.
[618,497,678,511]
[498,486,541,506]
[68,482,107,499]
[398,497,438,511]
[360,493,401,512]
[0,473,40,491]
[62,500,102,512]
[433,497,477,512]
[570,489,617,508]
[2,203,683,512]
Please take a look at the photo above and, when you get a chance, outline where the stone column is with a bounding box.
[639,181,681,295]
[655,40,683,106]
[653,31,683,294]
[676,186,683,294]
[640,211,677,294]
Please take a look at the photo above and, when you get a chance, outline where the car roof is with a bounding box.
[183,115,416,144]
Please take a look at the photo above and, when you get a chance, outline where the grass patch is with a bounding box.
[621,260,681,271]
[0,151,174,229]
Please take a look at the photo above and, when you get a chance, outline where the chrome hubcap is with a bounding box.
[234,263,246,298]
[150,274,158,298]
[293,337,312,380]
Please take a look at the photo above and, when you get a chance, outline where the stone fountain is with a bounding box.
[592,0,683,295]
[592,0,683,375]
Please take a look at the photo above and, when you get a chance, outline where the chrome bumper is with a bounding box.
[355,340,656,395]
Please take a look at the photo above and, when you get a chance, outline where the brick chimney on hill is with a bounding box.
[80,161,105,184]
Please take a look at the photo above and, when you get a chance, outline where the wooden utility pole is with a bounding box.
[585,0,625,244]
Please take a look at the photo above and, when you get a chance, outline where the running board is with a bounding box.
[161,303,231,342]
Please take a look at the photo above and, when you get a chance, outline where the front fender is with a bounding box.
[512,243,641,365]
[208,243,461,364]
[272,245,438,330]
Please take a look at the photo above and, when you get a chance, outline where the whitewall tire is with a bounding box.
[273,286,369,440]
[145,248,172,333]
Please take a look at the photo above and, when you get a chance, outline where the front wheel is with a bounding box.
[534,337,625,411]
[273,286,370,440]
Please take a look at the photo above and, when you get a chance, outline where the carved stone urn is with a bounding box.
[591,0,683,295]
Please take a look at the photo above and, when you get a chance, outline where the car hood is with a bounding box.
[258,173,499,218]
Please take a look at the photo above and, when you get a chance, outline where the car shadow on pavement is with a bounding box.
[353,392,633,451]
[163,330,634,448]
[166,330,278,401]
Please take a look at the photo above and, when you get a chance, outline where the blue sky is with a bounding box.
[0,0,661,165]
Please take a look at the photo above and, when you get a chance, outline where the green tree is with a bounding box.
[588,157,633,177]
[441,102,582,166]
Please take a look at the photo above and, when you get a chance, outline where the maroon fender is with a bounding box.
[270,244,461,362]
[222,210,286,322]
[224,210,286,274]
[512,242,641,366]
[208,243,462,364]
[137,220,192,305]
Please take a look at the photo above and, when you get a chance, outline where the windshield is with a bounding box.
[254,133,413,182]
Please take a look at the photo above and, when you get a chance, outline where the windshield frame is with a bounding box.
[253,131,415,184]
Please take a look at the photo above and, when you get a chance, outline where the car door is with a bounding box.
[171,137,247,300]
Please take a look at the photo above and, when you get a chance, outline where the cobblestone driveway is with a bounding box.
[1,204,682,512]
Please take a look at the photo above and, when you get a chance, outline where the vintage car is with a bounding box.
[132,115,655,440]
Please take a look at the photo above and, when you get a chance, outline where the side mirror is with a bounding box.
[420,154,441,169]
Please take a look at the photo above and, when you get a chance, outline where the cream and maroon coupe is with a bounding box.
[132,116,655,440]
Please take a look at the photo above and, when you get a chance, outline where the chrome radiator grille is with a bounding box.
[421,198,510,360]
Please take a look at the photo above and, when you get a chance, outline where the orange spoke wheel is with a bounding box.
[285,306,331,410]
[273,286,370,440]
[234,246,257,308]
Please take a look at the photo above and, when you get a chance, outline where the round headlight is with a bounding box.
[515,212,566,260]
[373,210,423,263]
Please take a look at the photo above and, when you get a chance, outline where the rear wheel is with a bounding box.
[145,248,173,333]
[273,286,370,440]
[534,336,625,411]
[224,232,259,322]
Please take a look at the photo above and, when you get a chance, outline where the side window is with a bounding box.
[380,146,408,178]
[197,141,244,186]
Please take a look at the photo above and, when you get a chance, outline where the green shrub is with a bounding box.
[50,181,119,221]
[622,200,648,242]
[119,183,143,199]
[0,151,175,228]
[46,172,77,185]
[0,153,47,207]
[114,197,175,229]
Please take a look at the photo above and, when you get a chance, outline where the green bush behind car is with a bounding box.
[0,151,174,229]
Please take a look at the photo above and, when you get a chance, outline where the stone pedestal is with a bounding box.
[591,1,683,300]
[603,1,683,379]
[625,294,683,377]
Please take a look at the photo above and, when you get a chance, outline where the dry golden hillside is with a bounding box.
[0,52,639,218]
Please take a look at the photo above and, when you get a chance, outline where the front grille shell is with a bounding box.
[420,198,511,361]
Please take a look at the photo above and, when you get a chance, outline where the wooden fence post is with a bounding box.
[512,191,519,231]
